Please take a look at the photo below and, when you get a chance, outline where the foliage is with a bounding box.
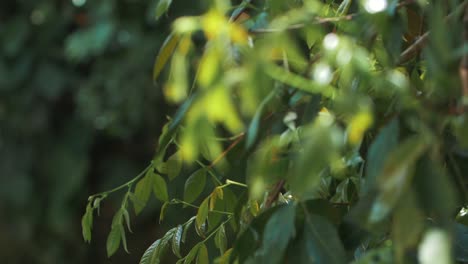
[83,0,468,263]
[0,0,176,263]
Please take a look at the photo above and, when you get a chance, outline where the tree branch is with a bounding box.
[460,4,468,110]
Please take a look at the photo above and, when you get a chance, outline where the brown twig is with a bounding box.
[264,179,286,209]
[209,133,245,168]
[398,1,468,64]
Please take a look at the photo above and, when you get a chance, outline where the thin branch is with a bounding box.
[264,179,286,209]
[398,31,430,64]
[249,14,356,34]
[460,3,468,109]
[208,133,245,168]
[398,1,468,64]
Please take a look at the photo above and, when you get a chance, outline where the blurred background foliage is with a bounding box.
[0,0,206,263]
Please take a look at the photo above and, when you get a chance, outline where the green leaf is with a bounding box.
[184,168,207,203]
[167,151,182,181]
[82,203,93,243]
[364,118,399,194]
[160,201,170,223]
[153,33,180,81]
[106,226,122,257]
[215,225,227,254]
[120,224,129,253]
[123,208,133,233]
[392,191,424,263]
[183,217,196,243]
[172,225,183,258]
[370,135,428,223]
[303,213,346,263]
[155,0,173,21]
[140,239,161,264]
[215,248,233,264]
[196,244,209,264]
[184,243,201,264]
[246,88,278,149]
[196,197,209,230]
[134,172,153,215]
[255,204,296,263]
[153,173,169,202]
[455,223,468,262]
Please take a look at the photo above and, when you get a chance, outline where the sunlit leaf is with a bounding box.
[153,33,180,81]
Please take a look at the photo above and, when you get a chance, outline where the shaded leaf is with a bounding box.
[140,239,161,264]
[153,173,169,202]
[184,168,207,203]
[123,208,133,233]
[197,243,209,264]
[215,225,227,254]
[196,198,209,230]
[82,203,93,243]
[172,225,183,258]
[120,224,129,253]
[160,201,170,223]
[183,217,196,243]
[155,0,173,21]
[167,151,182,181]
[246,88,278,149]
[106,226,122,257]
[370,135,428,223]
[255,204,296,264]
[303,213,346,263]
[364,118,399,194]
[134,172,153,215]
[184,243,201,264]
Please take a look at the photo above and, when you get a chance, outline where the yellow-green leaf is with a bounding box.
[134,172,153,215]
[196,198,209,230]
[81,203,93,243]
[153,33,180,81]
[153,173,169,202]
[196,243,209,264]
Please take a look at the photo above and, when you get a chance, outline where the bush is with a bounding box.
[83,0,468,263]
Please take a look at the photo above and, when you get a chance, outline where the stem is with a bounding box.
[89,163,153,199]
[398,1,468,64]
[170,199,233,215]
[201,216,233,244]
[225,179,248,188]
[209,134,244,168]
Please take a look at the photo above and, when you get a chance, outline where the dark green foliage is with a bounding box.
[83,0,468,263]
